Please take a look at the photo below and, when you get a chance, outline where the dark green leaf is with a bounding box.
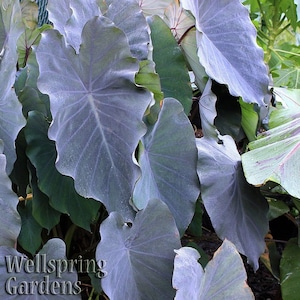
[267,198,290,220]
[280,238,300,300]
[148,15,193,115]
[17,200,42,255]
[25,111,100,231]
[30,168,61,232]
[10,129,29,198]
[213,82,242,140]
[15,53,51,119]
[187,198,202,237]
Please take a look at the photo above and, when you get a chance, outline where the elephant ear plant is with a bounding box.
[1,0,298,298]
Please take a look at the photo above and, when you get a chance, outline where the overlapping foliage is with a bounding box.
[0,0,299,299]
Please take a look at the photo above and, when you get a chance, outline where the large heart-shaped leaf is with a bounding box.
[197,81,268,270]
[0,143,21,247]
[96,198,181,299]
[105,0,149,60]
[148,15,193,115]
[133,98,200,234]
[0,238,80,299]
[36,17,152,219]
[196,136,269,270]
[172,240,254,299]
[25,111,100,231]
[181,0,270,106]
[0,0,26,174]
[47,0,101,53]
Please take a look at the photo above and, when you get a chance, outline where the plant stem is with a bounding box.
[65,224,77,256]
